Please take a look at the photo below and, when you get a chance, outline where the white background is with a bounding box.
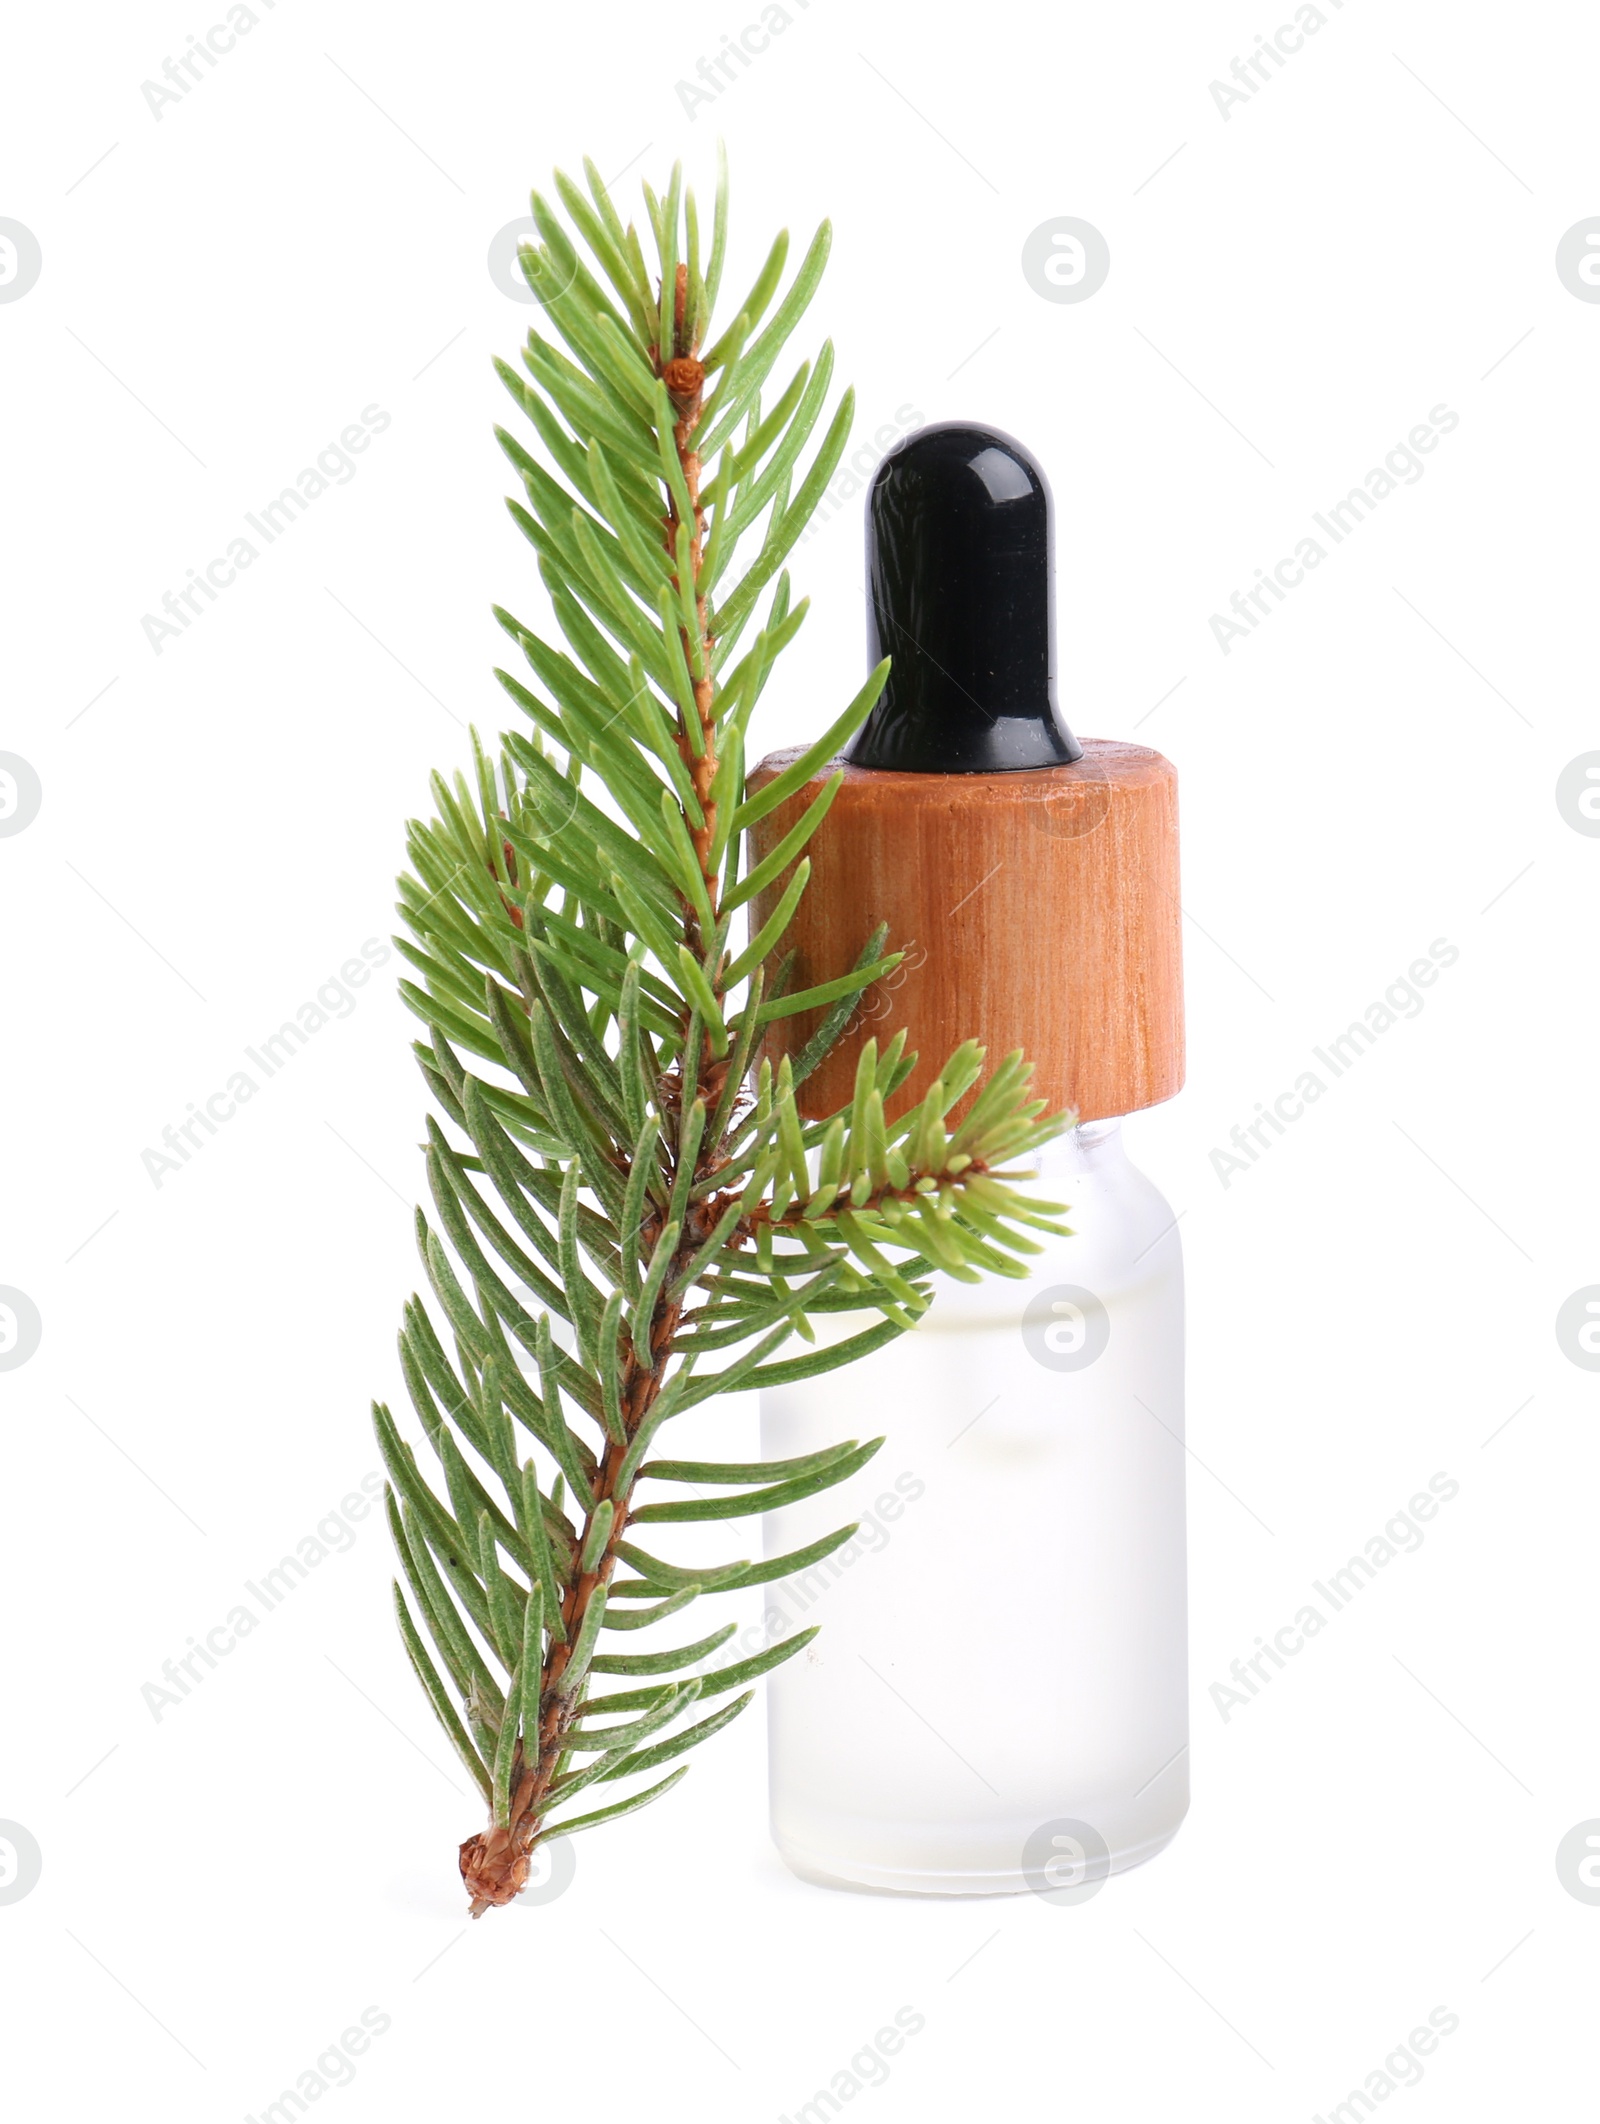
[2,0,1597,2117]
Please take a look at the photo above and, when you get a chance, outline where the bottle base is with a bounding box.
[773,1814,1186,1899]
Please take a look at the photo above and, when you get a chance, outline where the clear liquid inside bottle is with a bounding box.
[759,1118,1188,1895]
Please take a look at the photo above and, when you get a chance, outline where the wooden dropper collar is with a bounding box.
[745,422,1184,1125]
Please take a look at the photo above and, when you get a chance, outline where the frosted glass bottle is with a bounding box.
[760,1117,1187,1895]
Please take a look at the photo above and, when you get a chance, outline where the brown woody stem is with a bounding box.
[460,263,733,1915]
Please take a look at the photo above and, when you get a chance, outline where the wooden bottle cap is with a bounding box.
[744,738,1184,1124]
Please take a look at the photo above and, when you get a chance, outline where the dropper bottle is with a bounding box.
[743,421,1188,1895]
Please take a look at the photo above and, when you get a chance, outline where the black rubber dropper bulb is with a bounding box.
[845,421,1084,774]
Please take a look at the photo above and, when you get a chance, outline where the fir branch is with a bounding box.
[377,155,1071,1916]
